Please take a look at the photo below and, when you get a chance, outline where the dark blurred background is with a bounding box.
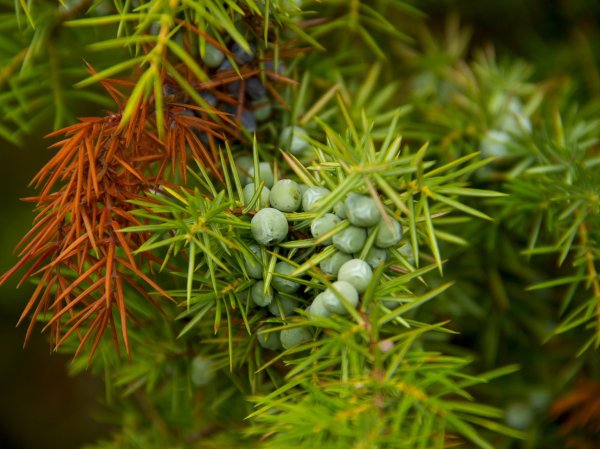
[2,0,600,448]
[0,131,109,448]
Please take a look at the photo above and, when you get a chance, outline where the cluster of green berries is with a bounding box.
[236,157,409,351]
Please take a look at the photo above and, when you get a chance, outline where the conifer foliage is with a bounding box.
[2,1,600,448]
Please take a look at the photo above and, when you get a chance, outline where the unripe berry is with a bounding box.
[345,193,381,227]
[251,281,273,307]
[248,162,274,188]
[332,225,367,254]
[363,246,388,268]
[308,293,332,318]
[251,208,288,246]
[252,98,272,122]
[243,183,270,208]
[310,213,341,245]
[334,201,348,219]
[280,125,310,156]
[320,251,352,276]
[337,259,373,293]
[245,244,264,279]
[271,261,301,293]
[375,218,403,248]
[190,355,214,386]
[202,42,225,68]
[398,242,415,265]
[236,155,253,185]
[302,186,330,211]
[269,179,302,212]
[322,281,359,315]
[257,330,282,350]
[280,327,312,349]
[268,296,299,317]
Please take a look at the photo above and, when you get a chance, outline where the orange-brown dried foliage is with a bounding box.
[551,380,600,448]
[0,75,236,361]
[1,26,299,360]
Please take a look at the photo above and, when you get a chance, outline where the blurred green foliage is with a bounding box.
[3,0,600,448]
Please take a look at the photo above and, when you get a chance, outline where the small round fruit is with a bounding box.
[345,194,381,227]
[231,42,255,64]
[268,296,299,317]
[251,281,273,307]
[202,42,225,68]
[252,98,272,122]
[338,259,373,294]
[264,60,286,74]
[280,126,310,156]
[243,183,270,208]
[240,109,256,133]
[332,225,367,254]
[334,201,347,219]
[236,155,253,185]
[248,162,274,188]
[298,183,309,197]
[191,355,214,386]
[280,327,312,349]
[308,293,332,318]
[251,208,288,246]
[302,186,330,211]
[245,244,264,279]
[269,179,302,212]
[257,330,282,350]
[398,242,415,265]
[320,250,352,276]
[199,91,217,107]
[480,129,511,158]
[363,247,388,268]
[218,59,233,72]
[322,281,359,315]
[311,214,341,245]
[375,218,403,248]
[245,77,267,100]
[271,261,301,293]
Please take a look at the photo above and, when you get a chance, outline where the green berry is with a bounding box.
[345,194,381,227]
[398,242,415,265]
[243,183,270,209]
[337,259,373,294]
[311,213,341,245]
[251,281,273,307]
[322,281,359,315]
[302,186,330,211]
[202,42,225,68]
[269,179,302,212]
[257,329,282,350]
[251,208,288,246]
[245,244,264,279]
[280,125,310,156]
[334,201,347,219]
[191,355,214,386]
[252,98,272,122]
[298,183,309,197]
[375,218,403,248]
[280,327,313,349]
[271,261,301,293]
[248,162,274,188]
[332,225,367,254]
[308,294,332,318]
[320,250,352,276]
[363,246,388,268]
[268,296,299,317]
[236,155,253,185]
